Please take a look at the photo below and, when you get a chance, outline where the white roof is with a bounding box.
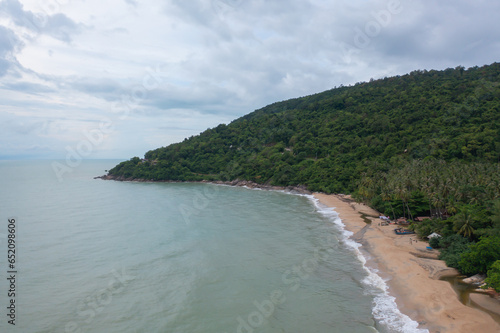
[428,232,441,239]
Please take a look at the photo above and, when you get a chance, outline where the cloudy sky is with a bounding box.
[0,0,499,159]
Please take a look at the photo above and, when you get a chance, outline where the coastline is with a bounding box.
[94,175,313,194]
[97,175,500,332]
[313,193,500,333]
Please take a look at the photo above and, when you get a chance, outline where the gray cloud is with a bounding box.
[69,77,124,100]
[1,81,55,93]
[1,0,499,159]
[42,13,81,43]
[124,0,138,7]
[0,0,81,42]
[0,25,21,76]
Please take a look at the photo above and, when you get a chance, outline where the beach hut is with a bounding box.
[428,232,441,239]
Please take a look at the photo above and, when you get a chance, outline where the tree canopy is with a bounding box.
[107,63,500,281]
[108,63,500,196]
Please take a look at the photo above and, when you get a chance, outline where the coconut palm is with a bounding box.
[453,206,475,238]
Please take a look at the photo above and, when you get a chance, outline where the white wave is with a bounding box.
[241,185,263,190]
[307,196,429,333]
[217,188,429,332]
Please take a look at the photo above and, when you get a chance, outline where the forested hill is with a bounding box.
[107,63,500,194]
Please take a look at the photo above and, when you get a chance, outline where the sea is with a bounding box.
[0,160,429,333]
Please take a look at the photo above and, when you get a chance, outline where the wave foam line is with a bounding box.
[307,196,429,333]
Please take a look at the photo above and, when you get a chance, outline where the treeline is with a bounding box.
[109,63,500,193]
[357,159,500,290]
[108,63,500,287]
[357,159,499,223]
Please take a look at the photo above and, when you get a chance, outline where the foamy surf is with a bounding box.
[308,196,429,333]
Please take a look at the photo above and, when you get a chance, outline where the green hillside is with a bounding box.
[109,63,499,193]
[107,63,500,285]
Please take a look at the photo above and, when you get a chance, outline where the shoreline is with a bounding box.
[313,193,500,333]
[94,175,313,194]
[97,175,500,331]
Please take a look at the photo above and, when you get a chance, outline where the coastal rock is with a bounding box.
[96,175,312,194]
[462,274,486,285]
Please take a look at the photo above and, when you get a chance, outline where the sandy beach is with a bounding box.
[314,193,500,333]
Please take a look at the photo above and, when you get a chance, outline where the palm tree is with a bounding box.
[380,186,396,220]
[453,206,475,238]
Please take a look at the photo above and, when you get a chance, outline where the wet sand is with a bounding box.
[314,193,500,333]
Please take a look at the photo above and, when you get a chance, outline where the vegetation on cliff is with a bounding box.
[107,63,500,285]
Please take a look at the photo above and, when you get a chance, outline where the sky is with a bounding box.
[0,0,499,160]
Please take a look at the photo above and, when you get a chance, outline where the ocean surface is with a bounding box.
[0,160,428,333]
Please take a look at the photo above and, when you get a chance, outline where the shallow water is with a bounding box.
[442,276,500,324]
[0,160,426,332]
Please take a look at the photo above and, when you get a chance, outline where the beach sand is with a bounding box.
[314,193,500,333]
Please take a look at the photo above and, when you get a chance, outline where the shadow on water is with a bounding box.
[442,276,500,324]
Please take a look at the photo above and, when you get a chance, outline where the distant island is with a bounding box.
[103,63,500,293]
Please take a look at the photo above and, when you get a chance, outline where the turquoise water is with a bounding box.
[0,160,427,333]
